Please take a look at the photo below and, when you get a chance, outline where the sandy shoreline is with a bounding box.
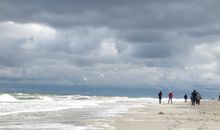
[113,100,220,130]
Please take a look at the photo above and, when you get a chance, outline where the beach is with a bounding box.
[1,93,220,130]
[113,100,220,130]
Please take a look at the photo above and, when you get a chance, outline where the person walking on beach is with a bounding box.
[196,92,202,105]
[158,91,163,104]
[184,94,187,102]
[168,91,173,104]
[191,90,197,106]
[218,94,220,101]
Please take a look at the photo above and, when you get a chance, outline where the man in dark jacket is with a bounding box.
[184,94,187,102]
[158,91,163,104]
[191,90,197,106]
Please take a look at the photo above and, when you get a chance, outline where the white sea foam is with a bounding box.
[0,94,18,102]
[0,98,99,116]
[17,92,23,95]
[0,123,87,130]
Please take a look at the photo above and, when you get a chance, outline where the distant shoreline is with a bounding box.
[0,85,219,98]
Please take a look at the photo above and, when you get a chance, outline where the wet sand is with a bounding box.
[113,100,220,130]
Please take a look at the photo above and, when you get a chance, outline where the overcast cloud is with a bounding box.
[0,0,220,89]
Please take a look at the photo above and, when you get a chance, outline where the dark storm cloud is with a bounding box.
[0,0,220,87]
[132,44,173,58]
[1,0,220,46]
[1,0,219,28]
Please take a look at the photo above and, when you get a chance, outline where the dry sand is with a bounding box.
[113,100,220,130]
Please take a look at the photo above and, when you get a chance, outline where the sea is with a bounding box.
[0,85,218,130]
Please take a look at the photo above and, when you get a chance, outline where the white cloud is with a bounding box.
[0,21,56,40]
[100,38,119,56]
[181,41,220,85]
[0,21,57,52]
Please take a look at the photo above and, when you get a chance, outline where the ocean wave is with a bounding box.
[66,95,91,100]
[74,96,91,100]
[16,92,28,96]
[39,96,54,101]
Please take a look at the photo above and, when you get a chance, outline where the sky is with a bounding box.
[0,0,220,90]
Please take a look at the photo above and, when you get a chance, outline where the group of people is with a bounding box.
[190,90,202,106]
[158,91,173,104]
[158,90,202,106]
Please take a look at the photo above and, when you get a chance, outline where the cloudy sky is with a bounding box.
[0,0,220,89]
